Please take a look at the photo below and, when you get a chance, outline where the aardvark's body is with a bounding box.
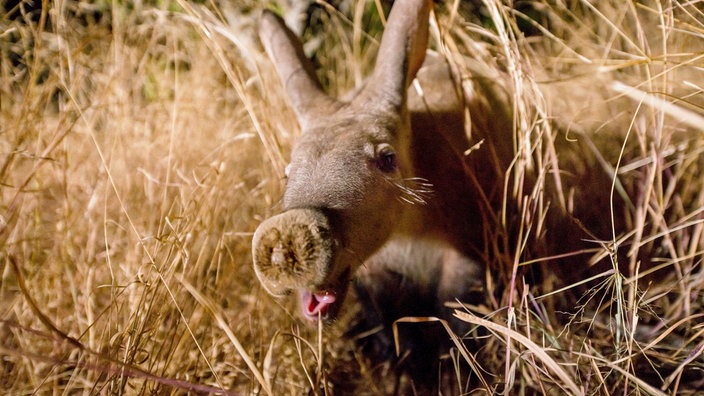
[252,0,492,385]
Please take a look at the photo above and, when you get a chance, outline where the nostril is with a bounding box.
[271,243,288,267]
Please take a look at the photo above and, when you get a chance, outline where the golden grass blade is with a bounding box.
[535,269,615,300]
[6,256,82,349]
[1,279,235,394]
[290,324,319,393]
[392,316,492,393]
[453,311,582,395]
[602,360,666,396]
[262,330,280,389]
[573,351,668,396]
[0,343,238,395]
[611,80,704,132]
[175,0,287,176]
[662,340,704,390]
[641,313,704,353]
[179,278,273,396]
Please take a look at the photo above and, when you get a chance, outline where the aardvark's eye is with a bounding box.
[376,147,398,173]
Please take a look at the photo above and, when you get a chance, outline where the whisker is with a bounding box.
[391,177,434,205]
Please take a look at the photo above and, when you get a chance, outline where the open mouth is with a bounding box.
[299,290,337,320]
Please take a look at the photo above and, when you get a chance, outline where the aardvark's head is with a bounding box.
[252,0,431,321]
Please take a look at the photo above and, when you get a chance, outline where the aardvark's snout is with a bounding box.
[252,208,340,319]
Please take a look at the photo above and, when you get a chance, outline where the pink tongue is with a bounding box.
[300,291,336,319]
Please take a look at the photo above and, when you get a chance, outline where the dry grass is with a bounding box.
[1,0,703,394]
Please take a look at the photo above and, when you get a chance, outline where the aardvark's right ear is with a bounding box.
[359,0,431,113]
[259,10,339,129]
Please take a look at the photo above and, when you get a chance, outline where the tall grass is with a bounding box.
[1,0,702,394]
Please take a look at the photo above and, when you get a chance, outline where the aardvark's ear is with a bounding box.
[259,10,339,128]
[361,0,431,111]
